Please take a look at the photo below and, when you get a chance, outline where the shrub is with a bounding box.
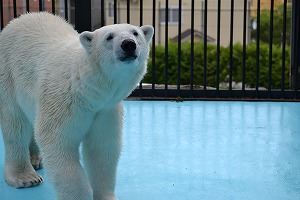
[144,41,290,89]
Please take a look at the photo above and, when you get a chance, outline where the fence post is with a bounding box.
[75,0,104,33]
[290,0,300,89]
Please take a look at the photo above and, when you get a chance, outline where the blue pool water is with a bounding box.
[1,101,300,200]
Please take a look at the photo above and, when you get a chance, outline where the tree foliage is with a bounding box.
[251,3,292,46]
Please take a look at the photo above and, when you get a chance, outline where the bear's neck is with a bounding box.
[72,62,145,111]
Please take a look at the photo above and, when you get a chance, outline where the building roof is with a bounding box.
[171,29,216,43]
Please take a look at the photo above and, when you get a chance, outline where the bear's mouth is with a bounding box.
[119,54,138,62]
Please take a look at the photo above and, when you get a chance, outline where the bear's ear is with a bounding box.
[140,25,154,44]
[79,31,94,53]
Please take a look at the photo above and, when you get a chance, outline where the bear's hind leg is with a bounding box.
[0,108,43,188]
[30,136,43,170]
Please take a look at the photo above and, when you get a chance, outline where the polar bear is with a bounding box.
[0,12,154,200]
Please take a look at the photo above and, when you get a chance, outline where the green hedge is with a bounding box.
[144,42,290,89]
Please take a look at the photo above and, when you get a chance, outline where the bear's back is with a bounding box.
[0,12,81,69]
[0,12,78,49]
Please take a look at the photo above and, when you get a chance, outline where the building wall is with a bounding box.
[1,0,72,31]
[205,0,250,46]
[1,0,54,27]
[2,0,252,46]
[106,0,251,46]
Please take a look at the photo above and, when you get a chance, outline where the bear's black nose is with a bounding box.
[121,39,136,53]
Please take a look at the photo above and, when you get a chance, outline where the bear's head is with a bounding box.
[79,24,154,81]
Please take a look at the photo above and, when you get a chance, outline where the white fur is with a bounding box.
[0,12,154,200]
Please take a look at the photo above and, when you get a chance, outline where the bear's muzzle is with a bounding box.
[119,39,138,62]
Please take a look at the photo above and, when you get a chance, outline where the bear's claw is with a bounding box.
[5,168,44,188]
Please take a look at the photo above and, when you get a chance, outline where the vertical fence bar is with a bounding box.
[13,0,17,17]
[114,0,117,24]
[100,0,105,27]
[126,0,130,24]
[26,0,29,12]
[177,0,182,97]
[0,0,3,30]
[242,0,247,96]
[164,0,169,97]
[203,0,207,97]
[139,0,144,96]
[64,0,68,21]
[151,0,156,97]
[75,0,91,32]
[281,0,287,98]
[39,0,44,11]
[140,0,143,27]
[268,0,274,98]
[52,0,55,14]
[291,0,300,98]
[190,0,194,97]
[255,0,260,98]
[229,0,234,97]
[216,0,221,97]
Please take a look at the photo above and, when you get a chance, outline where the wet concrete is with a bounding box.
[1,101,300,200]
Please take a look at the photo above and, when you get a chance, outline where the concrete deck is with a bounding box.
[1,101,300,200]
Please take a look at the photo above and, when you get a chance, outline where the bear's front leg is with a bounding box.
[82,104,123,200]
[35,111,94,200]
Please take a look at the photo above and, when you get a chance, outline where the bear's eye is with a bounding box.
[106,34,114,41]
[133,31,138,37]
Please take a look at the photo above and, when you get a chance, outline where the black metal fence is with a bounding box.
[1,0,300,101]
